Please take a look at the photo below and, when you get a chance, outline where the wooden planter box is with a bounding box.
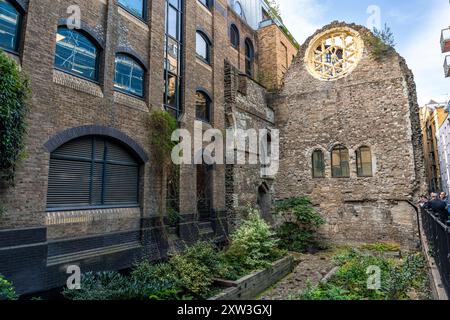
[209,256,295,300]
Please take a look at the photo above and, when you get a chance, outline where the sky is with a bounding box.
[277,0,450,105]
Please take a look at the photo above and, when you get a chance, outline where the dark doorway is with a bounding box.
[257,182,272,222]
[197,163,213,221]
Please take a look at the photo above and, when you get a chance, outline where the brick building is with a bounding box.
[0,0,298,294]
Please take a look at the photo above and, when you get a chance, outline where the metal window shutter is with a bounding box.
[47,158,91,208]
[104,164,139,205]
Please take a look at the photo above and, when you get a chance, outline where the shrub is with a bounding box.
[0,274,17,300]
[274,197,325,252]
[366,24,396,61]
[63,266,182,301]
[221,208,285,279]
[170,255,213,298]
[297,250,430,301]
[0,51,30,185]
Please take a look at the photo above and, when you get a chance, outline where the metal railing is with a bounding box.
[421,208,450,296]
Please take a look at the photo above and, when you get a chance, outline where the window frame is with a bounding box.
[117,0,148,21]
[0,0,23,54]
[197,0,212,10]
[230,24,240,50]
[195,89,212,123]
[46,136,141,212]
[54,26,101,83]
[312,150,325,179]
[245,38,254,77]
[356,146,373,177]
[113,52,146,99]
[196,30,211,64]
[164,0,183,119]
[331,145,350,178]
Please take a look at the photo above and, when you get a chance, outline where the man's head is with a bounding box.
[431,193,438,200]
[440,192,447,200]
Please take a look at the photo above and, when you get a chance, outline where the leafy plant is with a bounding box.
[0,51,31,185]
[0,274,17,300]
[221,208,285,280]
[170,255,213,298]
[296,250,430,301]
[274,197,325,253]
[366,24,396,61]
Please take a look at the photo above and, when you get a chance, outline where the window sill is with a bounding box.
[113,90,149,112]
[118,6,149,31]
[46,206,141,225]
[53,69,104,98]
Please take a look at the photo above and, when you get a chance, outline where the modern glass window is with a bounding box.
[356,146,373,177]
[230,24,239,49]
[114,54,145,97]
[312,150,325,178]
[164,0,183,118]
[118,0,146,20]
[55,27,99,81]
[47,136,140,210]
[196,31,210,63]
[245,38,254,77]
[196,91,211,123]
[0,0,21,52]
[331,145,350,178]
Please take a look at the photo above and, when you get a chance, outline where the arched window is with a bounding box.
[55,27,100,81]
[312,150,325,178]
[47,136,140,210]
[356,146,373,177]
[245,38,254,77]
[196,31,211,63]
[233,1,245,20]
[118,0,147,20]
[196,90,211,123]
[230,24,239,49]
[0,0,22,52]
[331,145,350,178]
[114,53,145,97]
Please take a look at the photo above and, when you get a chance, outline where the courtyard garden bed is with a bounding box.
[290,247,432,300]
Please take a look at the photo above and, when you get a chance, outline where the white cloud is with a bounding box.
[277,0,327,44]
[399,2,450,105]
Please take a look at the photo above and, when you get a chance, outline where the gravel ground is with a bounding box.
[260,251,335,300]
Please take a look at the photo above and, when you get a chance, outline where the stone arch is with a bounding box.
[57,19,105,49]
[44,125,149,163]
[115,47,148,70]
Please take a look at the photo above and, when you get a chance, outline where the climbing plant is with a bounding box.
[366,24,396,61]
[146,110,178,170]
[0,51,30,185]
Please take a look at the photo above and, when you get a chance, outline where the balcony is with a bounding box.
[445,55,450,78]
[441,28,450,53]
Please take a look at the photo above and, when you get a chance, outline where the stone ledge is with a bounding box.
[52,69,104,98]
[209,256,295,300]
[46,207,141,226]
[113,91,149,112]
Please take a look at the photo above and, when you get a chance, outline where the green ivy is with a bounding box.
[146,110,178,169]
[0,51,30,185]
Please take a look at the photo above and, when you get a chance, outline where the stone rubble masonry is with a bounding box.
[271,22,426,249]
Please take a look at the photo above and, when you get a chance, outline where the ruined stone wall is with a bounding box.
[272,22,426,249]
[224,62,275,230]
